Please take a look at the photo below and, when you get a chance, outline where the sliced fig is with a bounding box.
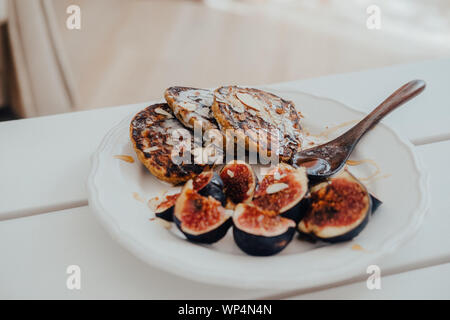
[153,171,225,222]
[370,194,383,213]
[174,180,232,244]
[298,170,372,243]
[233,203,296,256]
[252,164,308,222]
[220,160,257,209]
[154,193,179,222]
[193,171,226,205]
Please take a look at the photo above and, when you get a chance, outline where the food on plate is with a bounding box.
[164,87,218,131]
[153,171,225,222]
[154,193,180,222]
[193,171,226,206]
[212,86,303,161]
[174,180,232,244]
[130,103,211,185]
[370,194,383,213]
[129,86,383,255]
[252,163,309,223]
[297,170,373,243]
[233,203,296,256]
[219,160,257,209]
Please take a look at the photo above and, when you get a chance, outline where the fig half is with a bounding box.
[154,171,225,222]
[174,180,232,244]
[193,171,226,206]
[370,194,383,213]
[154,193,179,222]
[252,164,308,222]
[298,170,372,243]
[220,160,257,209]
[233,203,296,256]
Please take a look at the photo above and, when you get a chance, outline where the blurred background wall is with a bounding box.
[2,0,450,118]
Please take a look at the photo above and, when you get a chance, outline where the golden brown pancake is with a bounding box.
[164,87,218,131]
[212,86,303,162]
[130,103,211,185]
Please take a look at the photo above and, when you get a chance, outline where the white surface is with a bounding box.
[1,59,450,298]
[0,104,141,219]
[0,140,448,298]
[290,263,450,300]
[0,207,275,299]
[1,59,449,220]
[88,89,428,289]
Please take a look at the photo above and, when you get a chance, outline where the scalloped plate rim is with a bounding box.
[87,88,429,290]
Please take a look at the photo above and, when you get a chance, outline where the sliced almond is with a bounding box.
[247,109,256,116]
[231,102,245,113]
[274,170,281,180]
[197,107,210,117]
[266,183,289,194]
[236,92,262,111]
[259,110,272,124]
[181,101,197,111]
[227,170,234,178]
[273,170,287,180]
[155,107,173,118]
[143,146,159,153]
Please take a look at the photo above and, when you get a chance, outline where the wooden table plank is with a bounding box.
[0,103,143,220]
[1,59,449,219]
[288,263,450,300]
[1,140,449,299]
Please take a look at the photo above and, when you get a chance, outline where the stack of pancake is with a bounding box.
[130,86,303,185]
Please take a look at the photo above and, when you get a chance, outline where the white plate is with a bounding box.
[87,88,429,290]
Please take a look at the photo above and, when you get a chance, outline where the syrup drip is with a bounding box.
[351,244,365,251]
[113,155,135,163]
[345,159,389,183]
[132,192,145,203]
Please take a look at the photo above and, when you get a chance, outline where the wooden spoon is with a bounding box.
[291,79,426,179]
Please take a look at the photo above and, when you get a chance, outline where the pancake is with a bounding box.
[164,86,218,131]
[212,86,303,161]
[130,103,211,185]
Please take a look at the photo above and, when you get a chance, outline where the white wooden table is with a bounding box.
[1,59,450,299]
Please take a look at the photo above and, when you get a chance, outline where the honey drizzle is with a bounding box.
[351,244,365,251]
[309,120,358,139]
[113,155,135,163]
[132,192,145,203]
[345,158,386,183]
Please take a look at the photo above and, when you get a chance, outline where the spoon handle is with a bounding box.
[339,79,426,146]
